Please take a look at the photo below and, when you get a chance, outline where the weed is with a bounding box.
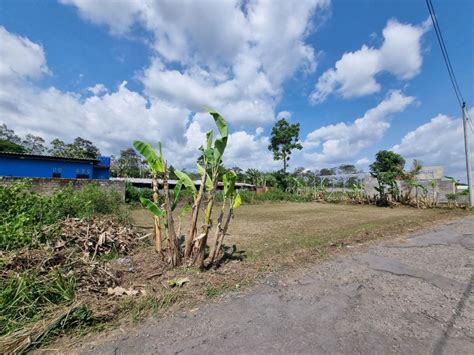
[119,293,180,323]
[0,180,128,250]
[0,268,76,336]
[203,286,223,298]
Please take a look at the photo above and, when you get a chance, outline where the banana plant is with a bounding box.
[133,141,165,253]
[133,108,236,269]
[193,108,229,269]
[209,170,241,264]
[184,130,213,258]
[133,141,195,266]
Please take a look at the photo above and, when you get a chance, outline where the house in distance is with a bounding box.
[0,152,111,180]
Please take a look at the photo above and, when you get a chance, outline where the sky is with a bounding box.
[0,0,473,180]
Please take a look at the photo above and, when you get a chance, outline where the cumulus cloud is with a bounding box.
[392,109,474,180]
[0,1,333,169]
[87,83,108,95]
[310,18,430,103]
[303,90,415,165]
[62,0,330,127]
[0,26,50,80]
[0,26,278,169]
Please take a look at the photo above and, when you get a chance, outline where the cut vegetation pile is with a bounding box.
[0,181,143,353]
[56,217,139,258]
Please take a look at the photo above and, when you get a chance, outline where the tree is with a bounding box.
[49,137,100,159]
[111,148,147,177]
[319,168,336,176]
[49,138,68,157]
[268,118,302,173]
[0,140,25,153]
[0,124,26,152]
[370,150,405,205]
[23,134,46,154]
[0,124,22,145]
[338,164,357,175]
[67,137,100,159]
[401,159,422,205]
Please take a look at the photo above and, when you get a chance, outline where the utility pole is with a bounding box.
[462,102,474,207]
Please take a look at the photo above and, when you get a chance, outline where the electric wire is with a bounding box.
[425,0,465,107]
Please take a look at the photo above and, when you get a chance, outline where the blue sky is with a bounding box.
[0,0,473,179]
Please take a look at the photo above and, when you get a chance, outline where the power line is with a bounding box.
[425,0,465,107]
[426,0,473,207]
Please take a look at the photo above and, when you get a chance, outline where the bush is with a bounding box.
[234,188,313,204]
[125,183,153,204]
[0,180,127,250]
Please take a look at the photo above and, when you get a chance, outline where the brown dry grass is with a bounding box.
[132,201,471,265]
[48,202,473,349]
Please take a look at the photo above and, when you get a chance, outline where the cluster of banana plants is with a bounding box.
[133,109,241,269]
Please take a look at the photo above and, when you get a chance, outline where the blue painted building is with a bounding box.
[0,152,110,179]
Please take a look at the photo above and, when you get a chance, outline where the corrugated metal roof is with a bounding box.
[0,151,98,163]
[111,177,255,188]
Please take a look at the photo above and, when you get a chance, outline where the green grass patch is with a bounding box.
[0,268,76,336]
[0,179,128,250]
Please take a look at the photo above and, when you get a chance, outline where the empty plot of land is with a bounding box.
[72,209,474,354]
[132,202,470,264]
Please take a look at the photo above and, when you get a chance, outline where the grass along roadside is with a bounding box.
[48,202,473,350]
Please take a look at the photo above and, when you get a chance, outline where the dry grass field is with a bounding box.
[50,202,472,349]
[131,201,471,267]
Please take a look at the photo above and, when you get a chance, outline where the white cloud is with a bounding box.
[87,83,108,95]
[0,2,333,170]
[277,111,292,120]
[303,90,415,165]
[0,24,285,170]
[310,18,430,103]
[59,0,142,35]
[62,0,330,127]
[355,157,370,168]
[392,109,474,180]
[0,26,50,81]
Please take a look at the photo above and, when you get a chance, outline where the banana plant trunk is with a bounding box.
[152,174,162,253]
[163,169,181,267]
[209,205,233,265]
[209,206,224,264]
[193,171,219,269]
[185,163,207,258]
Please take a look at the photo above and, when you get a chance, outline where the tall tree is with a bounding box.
[111,148,146,177]
[268,118,303,173]
[338,164,358,174]
[319,167,336,176]
[49,137,100,159]
[0,124,25,152]
[0,124,22,145]
[67,137,100,159]
[370,150,405,205]
[49,138,68,157]
[23,134,46,154]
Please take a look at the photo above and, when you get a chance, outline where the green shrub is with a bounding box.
[125,183,153,204]
[232,188,313,204]
[0,180,127,250]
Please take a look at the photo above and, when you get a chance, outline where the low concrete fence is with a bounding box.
[363,176,455,203]
[0,176,126,200]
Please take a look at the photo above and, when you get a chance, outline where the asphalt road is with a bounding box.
[75,216,474,354]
